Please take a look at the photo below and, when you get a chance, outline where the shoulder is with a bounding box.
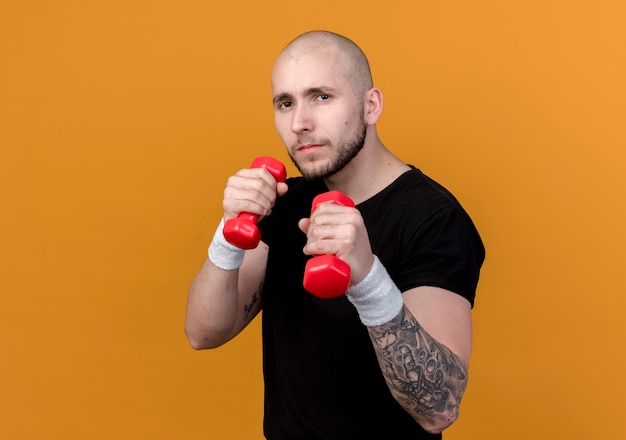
[359,167,470,226]
[362,168,485,304]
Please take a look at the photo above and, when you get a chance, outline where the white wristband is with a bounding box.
[346,256,404,327]
[208,218,245,270]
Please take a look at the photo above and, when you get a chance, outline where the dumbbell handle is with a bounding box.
[303,191,355,298]
[223,156,287,250]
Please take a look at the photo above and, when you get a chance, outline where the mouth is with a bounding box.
[297,143,324,155]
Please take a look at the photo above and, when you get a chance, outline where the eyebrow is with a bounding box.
[272,92,292,105]
[272,86,339,105]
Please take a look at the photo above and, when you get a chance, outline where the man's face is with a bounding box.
[271,48,367,180]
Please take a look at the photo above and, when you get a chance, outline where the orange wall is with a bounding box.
[1,1,625,439]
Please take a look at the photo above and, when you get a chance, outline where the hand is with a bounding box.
[298,203,374,285]
[222,167,289,222]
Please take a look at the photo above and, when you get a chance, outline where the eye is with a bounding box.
[278,101,293,109]
[317,94,330,101]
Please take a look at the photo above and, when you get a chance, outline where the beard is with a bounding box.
[289,116,367,180]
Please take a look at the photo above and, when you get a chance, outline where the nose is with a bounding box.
[290,103,314,133]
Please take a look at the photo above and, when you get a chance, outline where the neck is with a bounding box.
[323,134,410,204]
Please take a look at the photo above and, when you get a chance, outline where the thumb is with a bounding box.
[276,182,289,197]
[298,217,310,234]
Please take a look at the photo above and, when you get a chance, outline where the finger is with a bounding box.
[223,172,277,218]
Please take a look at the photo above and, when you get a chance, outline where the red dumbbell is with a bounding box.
[303,191,355,298]
[223,156,287,250]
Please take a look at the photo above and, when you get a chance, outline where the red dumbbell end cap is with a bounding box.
[303,255,351,299]
[251,156,287,183]
[310,191,355,213]
[223,218,261,250]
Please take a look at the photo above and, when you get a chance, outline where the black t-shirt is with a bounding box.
[258,167,485,439]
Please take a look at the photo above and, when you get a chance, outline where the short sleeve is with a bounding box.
[397,205,485,306]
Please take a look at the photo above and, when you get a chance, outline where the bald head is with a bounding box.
[276,31,373,97]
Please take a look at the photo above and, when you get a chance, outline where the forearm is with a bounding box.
[185,259,243,349]
[367,305,468,434]
[346,256,469,433]
[185,163,284,349]
[185,220,266,350]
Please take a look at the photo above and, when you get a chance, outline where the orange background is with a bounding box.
[1,1,625,439]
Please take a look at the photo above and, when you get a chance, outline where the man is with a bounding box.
[185,30,485,439]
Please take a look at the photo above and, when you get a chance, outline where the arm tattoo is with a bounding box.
[367,305,468,430]
[243,282,263,322]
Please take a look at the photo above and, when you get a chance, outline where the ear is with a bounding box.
[364,87,383,126]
